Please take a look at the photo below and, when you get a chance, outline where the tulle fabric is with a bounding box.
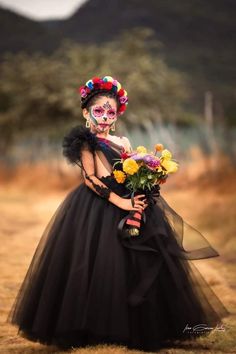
[7,127,229,351]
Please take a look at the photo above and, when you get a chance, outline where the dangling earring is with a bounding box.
[85,119,90,128]
[111,122,116,131]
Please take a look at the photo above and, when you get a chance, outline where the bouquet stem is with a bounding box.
[118,186,160,239]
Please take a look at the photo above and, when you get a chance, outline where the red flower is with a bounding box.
[121,152,129,160]
[118,104,126,113]
[102,82,113,90]
[118,88,125,97]
[93,82,101,89]
[92,77,101,83]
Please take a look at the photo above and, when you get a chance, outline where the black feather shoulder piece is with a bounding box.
[62,125,100,165]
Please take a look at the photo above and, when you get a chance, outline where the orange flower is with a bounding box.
[113,170,126,183]
[155,144,164,152]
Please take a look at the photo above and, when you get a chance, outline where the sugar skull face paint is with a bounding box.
[88,97,118,133]
[91,105,117,120]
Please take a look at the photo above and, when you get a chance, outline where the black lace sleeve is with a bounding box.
[83,173,111,199]
[62,125,111,200]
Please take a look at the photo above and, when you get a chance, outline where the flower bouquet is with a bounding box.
[113,144,179,238]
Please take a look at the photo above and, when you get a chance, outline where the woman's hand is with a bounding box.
[118,194,148,211]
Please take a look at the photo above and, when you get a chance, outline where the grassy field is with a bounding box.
[0,164,235,354]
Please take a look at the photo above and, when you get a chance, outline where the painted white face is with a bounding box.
[89,96,118,133]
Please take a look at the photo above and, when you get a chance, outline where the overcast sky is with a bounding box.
[0,0,87,20]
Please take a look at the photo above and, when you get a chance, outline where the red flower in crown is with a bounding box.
[118,88,125,97]
[119,104,126,113]
[92,77,102,84]
[101,82,113,90]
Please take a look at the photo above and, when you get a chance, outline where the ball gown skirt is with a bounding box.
[7,126,229,352]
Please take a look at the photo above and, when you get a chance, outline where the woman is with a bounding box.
[7,75,229,352]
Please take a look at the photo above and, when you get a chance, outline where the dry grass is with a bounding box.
[0,161,235,353]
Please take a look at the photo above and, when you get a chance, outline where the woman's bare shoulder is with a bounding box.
[108,134,132,152]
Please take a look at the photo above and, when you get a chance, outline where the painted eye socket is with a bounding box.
[92,107,104,117]
[107,109,117,119]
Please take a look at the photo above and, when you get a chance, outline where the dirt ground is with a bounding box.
[0,164,236,354]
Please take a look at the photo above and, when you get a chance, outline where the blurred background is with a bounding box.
[0,0,236,187]
[0,0,235,184]
[0,1,236,352]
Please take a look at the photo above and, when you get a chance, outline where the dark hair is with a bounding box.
[81,89,120,111]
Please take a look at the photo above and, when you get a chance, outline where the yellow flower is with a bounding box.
[113,170,126,183]
[161,149,172,160]
[136,146,147,153]
[161,160,178,173]
[123,158,139,175]
[117,82,121,91]
[155,143,164,152]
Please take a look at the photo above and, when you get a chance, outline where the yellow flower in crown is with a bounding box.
[161,160,178,173]
[123,158,139,175]
[161,149,172,160]
[113,170,126,183]
[136,146,147,153]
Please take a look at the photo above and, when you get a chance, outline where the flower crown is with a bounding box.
[78,75,128,115]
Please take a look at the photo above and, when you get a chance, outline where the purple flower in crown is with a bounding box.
[119,96,128,104]
[80,87,88,98]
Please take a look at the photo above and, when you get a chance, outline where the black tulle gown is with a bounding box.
[7,126,229,352]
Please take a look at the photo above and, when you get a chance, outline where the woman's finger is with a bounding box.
[133,205,143,211]
[134,194,145,200]
[135,200,145,205]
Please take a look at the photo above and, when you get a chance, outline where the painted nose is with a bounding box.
[103,116,107,121]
